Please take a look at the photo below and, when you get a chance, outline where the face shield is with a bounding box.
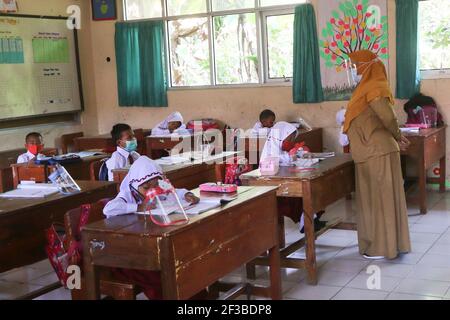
[344,58,361,88]
[344,57,380,88]
[142,179,189,227]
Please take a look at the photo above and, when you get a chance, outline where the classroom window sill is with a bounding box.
[167,81,293,91]
[420,69,450,80]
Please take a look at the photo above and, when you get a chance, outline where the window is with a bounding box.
[214,13,259,84]
[123,0,307,87]
[419,0,450,79]
[265,13,294,80]
[168,18,210,86]
[211,0,255,12]
[124,0,162,20]
[167,0,207,16]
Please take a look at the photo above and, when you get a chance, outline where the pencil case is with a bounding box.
[199,183,238,193]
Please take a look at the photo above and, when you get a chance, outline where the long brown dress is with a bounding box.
[347,97,411,259]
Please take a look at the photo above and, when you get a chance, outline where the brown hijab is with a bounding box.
[343,50,394,133]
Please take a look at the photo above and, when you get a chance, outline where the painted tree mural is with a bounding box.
[318,0,388,100]
[320,0,388,71]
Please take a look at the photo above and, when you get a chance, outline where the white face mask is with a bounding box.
[351,68,362,85]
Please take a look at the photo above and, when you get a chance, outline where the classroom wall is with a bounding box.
[2,0,449,182]
[86,0,449,181]
[0,0,97,152]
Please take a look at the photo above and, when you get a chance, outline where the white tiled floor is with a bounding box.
[1,188,450,300]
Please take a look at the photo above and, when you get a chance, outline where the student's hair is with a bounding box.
[259,109,276,121]
[25,132,43,142]
[111,123,132,144]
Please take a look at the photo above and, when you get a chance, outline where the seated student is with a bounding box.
[17,132,45,164]
[106,123,141,182]
[104,155,200,217]
[151,112,189,136]
[260,122,325,233]
[252,109,276,136]
[103,156,200,299]
[336,108,350,153]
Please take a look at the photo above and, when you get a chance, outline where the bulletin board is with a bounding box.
[0,14,83,121]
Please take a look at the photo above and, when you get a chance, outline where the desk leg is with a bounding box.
[418,157,427,214]
[439,156,446,193]
[83,249,101,300]
[303,184,318,285]
[268,244,282,300]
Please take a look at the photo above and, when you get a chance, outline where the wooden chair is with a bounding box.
[133,128,146,155]
[64,200,140,300]
[11,164,56,188]
[61,132,84,154]
[89,158,108,181]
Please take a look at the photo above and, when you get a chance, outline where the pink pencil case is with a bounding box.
[405,124,430,129]
[199,183,238,193]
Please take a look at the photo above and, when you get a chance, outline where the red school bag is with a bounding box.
[45,199,110,287]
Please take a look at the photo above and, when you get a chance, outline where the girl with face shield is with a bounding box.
[343,50,411,260]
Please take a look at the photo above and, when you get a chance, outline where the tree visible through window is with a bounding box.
[419,0,450,71]
[266,14,294,79]
[168,18,210,86]
[214,14,259,84]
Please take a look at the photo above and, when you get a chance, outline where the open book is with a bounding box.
[136,198,222,216]
[0,183,59,198]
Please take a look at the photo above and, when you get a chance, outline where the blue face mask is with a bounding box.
[124,138,138,152]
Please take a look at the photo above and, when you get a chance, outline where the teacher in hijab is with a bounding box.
[343,50,411,260]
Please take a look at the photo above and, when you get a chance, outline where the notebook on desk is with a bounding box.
[0,183,59,198]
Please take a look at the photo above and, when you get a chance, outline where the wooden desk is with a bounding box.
[145,133,202,159]
[402,126,447,214]
[64,155,110,180]
[240,155,355,285]
[112,152,237,191]
[0,181,117,273]
[82,186,281,300]
[239,128,323,166]
[0,148,58,193]
[74,134,114,153]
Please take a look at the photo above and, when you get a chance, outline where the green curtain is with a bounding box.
[396,0,421,99]
[293,3,324,103]
[115,20,167,107]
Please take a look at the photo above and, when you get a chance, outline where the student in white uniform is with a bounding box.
[260,122,326,233]
[336,107,350,149]
[251,109,276,136]
[105,123,141,181]
[259,121,299,166]
[17,132,46,164]
[103,156,199,217]
[151,112,189,136]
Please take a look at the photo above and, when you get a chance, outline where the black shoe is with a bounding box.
[300,217,327,234]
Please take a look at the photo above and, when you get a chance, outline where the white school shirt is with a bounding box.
[103,188,190,218]
[151,124,189,136]
[105,147,141,182]
[251,122,270,137]
[17,151,45,164]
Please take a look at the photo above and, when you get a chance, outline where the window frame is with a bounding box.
[261,9,295,83]
[122,0,306,89]
[418,0,450,80]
